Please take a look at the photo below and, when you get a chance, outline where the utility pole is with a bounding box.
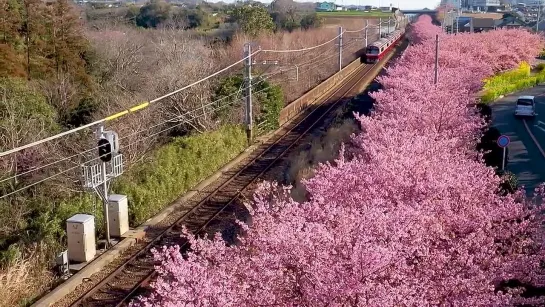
[97,124,111,248]
[338,26,343,72]
[364,19,368,47]
[390,16,393,33]
[379,18,382,38]
[243,43,253,144]
[434,34,439,85]
[536,3,540,32]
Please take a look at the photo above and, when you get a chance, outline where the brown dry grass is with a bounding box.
[223,22,380,102]
[461,13,504,20]
[0,245,54,307]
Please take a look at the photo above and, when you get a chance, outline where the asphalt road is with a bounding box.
[491,84,545,195]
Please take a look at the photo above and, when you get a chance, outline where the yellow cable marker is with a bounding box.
[104,102,150,122]
[105,110,129,121]
[129,102,150,112]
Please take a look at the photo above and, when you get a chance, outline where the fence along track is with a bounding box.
[70,62,376,307]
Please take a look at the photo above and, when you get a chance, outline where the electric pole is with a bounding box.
[434,34,439,85]
[538,1,541,32]
[338,26,343,72]
[243,43,253,144]
[379,18,382,38]
[97,124,111,248]
[364,19,368,47]
[387,17,390,34]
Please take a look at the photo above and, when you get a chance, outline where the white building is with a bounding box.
[441,0,462,7]
[525,0,545,7]
[467,0,501,10]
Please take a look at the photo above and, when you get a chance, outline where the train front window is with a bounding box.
[367,47,379,55]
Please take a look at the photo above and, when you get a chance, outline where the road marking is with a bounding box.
[523,119,545,159]
[535,121,545,133]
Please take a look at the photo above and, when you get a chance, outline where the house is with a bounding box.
[494,13,527,28]
[464,17,497,32]
[531,20,545,32]
[316,2,336,11]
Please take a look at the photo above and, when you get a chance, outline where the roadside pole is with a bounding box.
[497,135,510,171]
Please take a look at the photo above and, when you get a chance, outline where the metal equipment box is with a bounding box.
[108,194,129,237]
[66,214,96,263]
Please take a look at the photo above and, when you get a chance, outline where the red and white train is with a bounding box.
[364,29,405,64]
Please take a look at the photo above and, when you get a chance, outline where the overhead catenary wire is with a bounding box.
[0,64,290,187]
[0,28,370,159]
[260,32,344,53]
[344,18,394,33]
[0,50,261,159]
[0,29,376,195]
[0,77,243,185]
[261,39,360,79]
[0,84,278,200]
[0,35,350,186]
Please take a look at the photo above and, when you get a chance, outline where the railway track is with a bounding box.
[67,61,378,307]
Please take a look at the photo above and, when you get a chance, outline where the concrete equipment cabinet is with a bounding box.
[108,194,129,237]
[66,214,96,263]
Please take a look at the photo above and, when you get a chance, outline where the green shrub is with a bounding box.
[213,75,284,132]
[498,170,518,195]
[113,125,247,224]
[481,62,545,103]
[0,124,246,269]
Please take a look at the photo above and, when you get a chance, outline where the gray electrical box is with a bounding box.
[66,214,96,263]
[108,194,129,237]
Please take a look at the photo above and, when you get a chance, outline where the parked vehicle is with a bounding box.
[514,95,536,118]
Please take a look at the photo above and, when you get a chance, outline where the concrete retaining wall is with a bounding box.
[278,57,363,126]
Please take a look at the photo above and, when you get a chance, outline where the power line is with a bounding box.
[0,66,289,187]
[0,76,248,185]
[0,37,353,187]
[0,83,279,201]
[260,31,343,53]
[0,27,373,159]
[0,51,259,159]
[0,45,349,196]
[0,27,379,199]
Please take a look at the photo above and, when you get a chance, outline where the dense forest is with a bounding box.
[0,0,374,305]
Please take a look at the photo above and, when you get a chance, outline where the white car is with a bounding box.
[514,95,536,118]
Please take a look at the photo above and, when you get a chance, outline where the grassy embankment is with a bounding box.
[480,62,545,103]
[1,125,247,306]
[114,125,247,225]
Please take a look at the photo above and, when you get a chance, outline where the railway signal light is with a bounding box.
[97,131,119,162]
[98,138,112,162]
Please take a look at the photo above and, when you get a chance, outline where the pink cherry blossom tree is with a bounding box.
[131,15,545,307]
